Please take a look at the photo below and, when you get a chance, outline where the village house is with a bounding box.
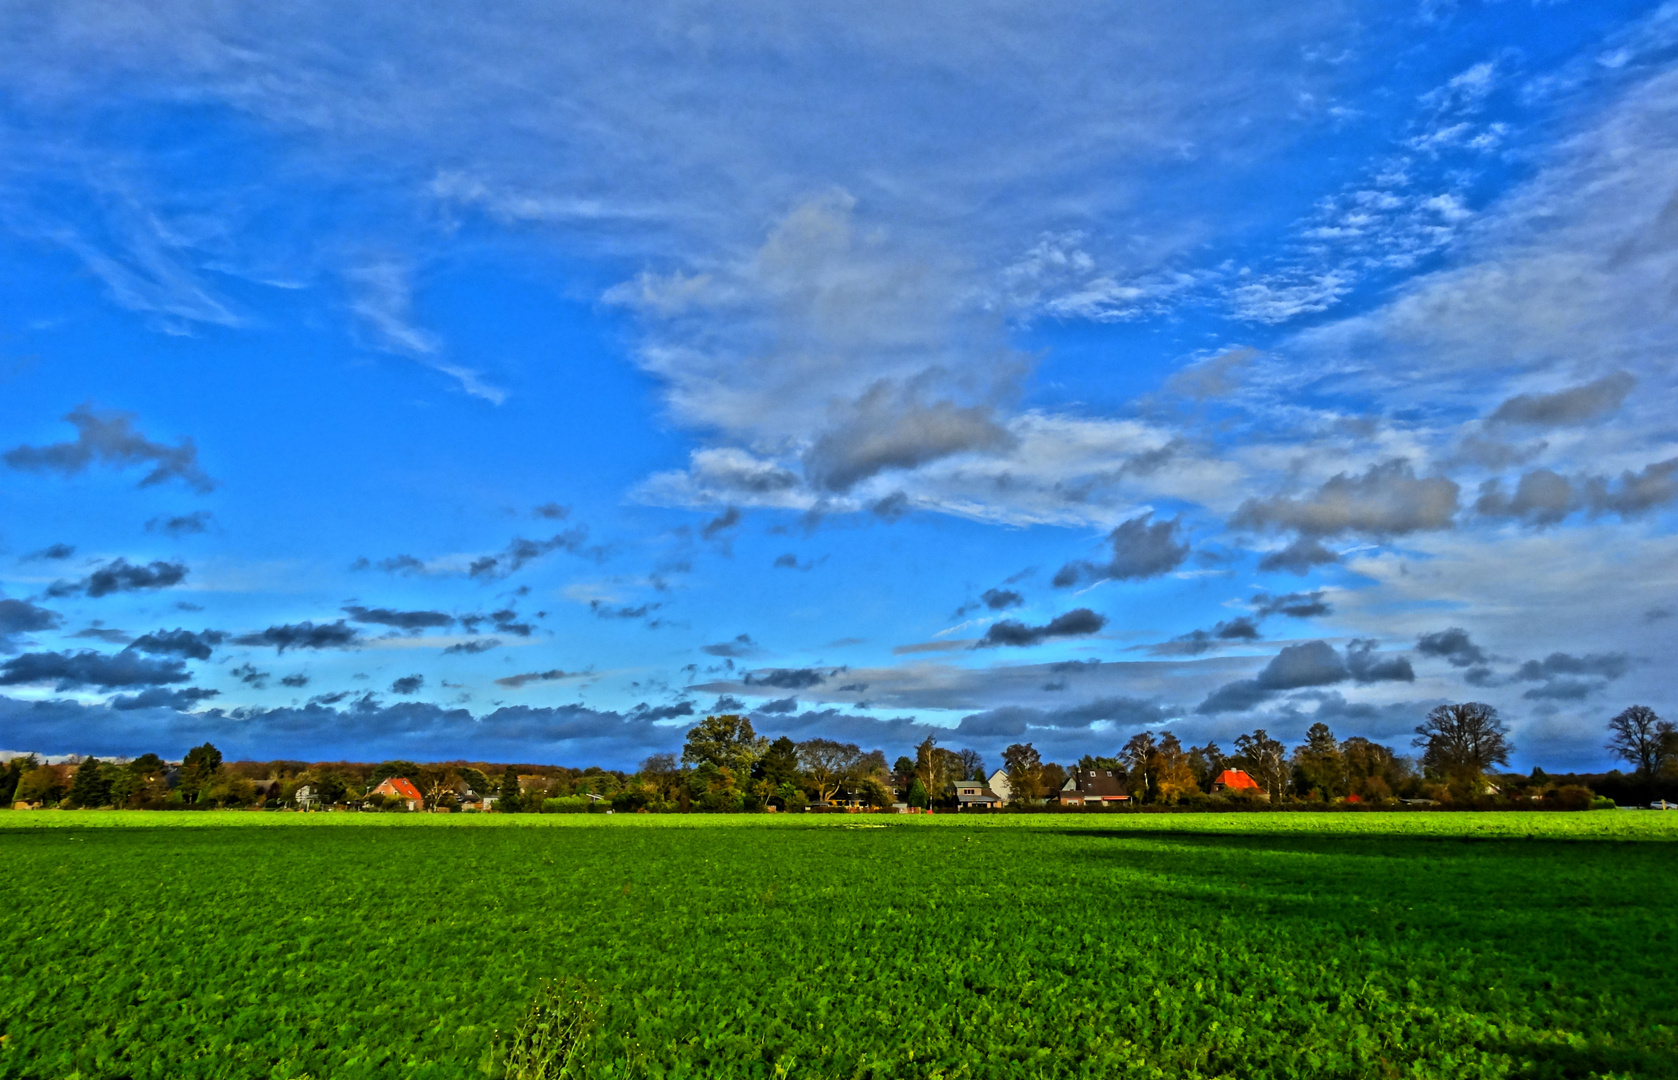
[1210,769,1262,794]
[294,784,320,810]
[370,776,424,811]
[954,778,1000,810]
[1057,767,1130,806]
[986,768,1013,806]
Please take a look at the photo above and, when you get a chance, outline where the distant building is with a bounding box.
[1058,767,1130,805]
[987,768,1013,806]
[371,776,424,811]
[953,779,1000,809]
[1211,769,1262,794]
[294,784,320,811]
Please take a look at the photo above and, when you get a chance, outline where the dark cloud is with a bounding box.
[108,687,221,711]
[1581,457,1678,518]
[145,511,214,537]
[756,696,799,714]
[1464,665,1498,687]
[1449,433,1546,471]
[772,553,814,571]
[1195,639,1370,714]
[980,588,1023,611]
[701,634,759,658]
[1232,459,1458,538]
[461,609,533,636]
[1646,606,1675,622]
[744,667,829,690]
[1488,371,1636,427]
[127,628,227,661]
[352,554,427,575]
[588,600,662,621]
[343,605,455,631]
[1344,639,1414,683]
[1252,590,1331,619]
[48,558,188,599]
[956,695,1169,737]
[1214,617,1261,641]
[711,695,747,711]
[470,528,598,579]
[70,625,131,645]
[974,608,1107,648]
[1474,469,1574,526]
[231,663,269,688]
[1415,627,1487,668]
[1053,513,1189,587]
[1515,652,1631,681]
[22,543,75,561]
[632,700,694,722]
[231,620,360,653]
[0,649,191,690]
[1256,537,1339,574]
[310,691,353,705]
[4,405,214,492]
[533,502,571,520]
[700,506,742,540]
[280,674,310,687]
[0,599,61,652]
[442,638,500,654]
[390,674,424,695]
[870,492,911,521]
[801,382,1015,492]
[494,669,583,689]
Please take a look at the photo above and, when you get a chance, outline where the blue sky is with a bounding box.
[2,0,1675,770]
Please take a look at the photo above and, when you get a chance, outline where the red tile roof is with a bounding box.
[1212,769,1261,791]
[374,776,423,803]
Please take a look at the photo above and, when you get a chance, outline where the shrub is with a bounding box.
[1549,785,1596,811]
[541,796,590,814]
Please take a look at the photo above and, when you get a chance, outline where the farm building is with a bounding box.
[371,776,424,811]
[1211,769,1262,794]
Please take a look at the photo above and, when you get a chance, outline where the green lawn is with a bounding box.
[2,811,1675,1079]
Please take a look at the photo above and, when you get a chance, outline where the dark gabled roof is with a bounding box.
[1070,768,1129,798]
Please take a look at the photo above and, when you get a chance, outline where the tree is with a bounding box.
[1414,703,1512,787]
[181,743,223,804]
[1188,742,1224,791]
[15,765,65,806]
[0,755,37,805]
[456,766,492,798]
[1606,705,1674,779]
[1342,737,1412,800]
[682,714,768,776]
[1234,729,1288,803]
[906,778,930,809]
[498,765,525,813]
[421,768,462,811]
[893,755,916,777]
[1152,735,1200,804]
[758,737,800,789]
[956,748,986,779]
[67,757,111,808]
[1002,743,1044,804]
[1118,732,1157,800]
[1291,722,1347,799]
[370,760,425,787]
[797,738,862,805]
[913,735,950,804]
[1040,761,1068,797]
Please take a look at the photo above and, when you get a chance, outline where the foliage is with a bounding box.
[1606,705,1674,779]
[1415,703,1513,788]
[498,981,596,1080]
[0,813,1675,1080]
[1234,729,1288,803]
[795,738,860,805]
[681,714,766,776]
[180,742,223,804]
[13,764,64,806]
[498,766,525,813]
[65,758,112,809]
[1001,742,1044,803]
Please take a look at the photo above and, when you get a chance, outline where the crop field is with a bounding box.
[2,812,1676,1079]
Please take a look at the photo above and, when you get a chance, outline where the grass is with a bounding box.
[1,811,1675,1079]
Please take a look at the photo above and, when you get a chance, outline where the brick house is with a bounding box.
[1058,767,1130,805]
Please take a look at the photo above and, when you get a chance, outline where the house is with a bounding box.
[1210,769,1262,794]
[953,778,1000,810]
[1059,767,1130,804]
[251,778,282,803]
[294,784,320,811]
[987,768,1013,806]
[371,776,424,811]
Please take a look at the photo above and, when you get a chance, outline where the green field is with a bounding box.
[3,812,1675,1079]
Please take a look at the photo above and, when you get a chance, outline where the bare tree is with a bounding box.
[1606,706,1675,779]
[797,738,862,804]
[914,734,947,804]
[1414,702,1512,783]
[956,748,986,780]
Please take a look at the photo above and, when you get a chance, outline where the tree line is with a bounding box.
[3,702,1671,812]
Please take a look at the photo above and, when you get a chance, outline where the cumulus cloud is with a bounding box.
[4,405,213,492]
[956,695,1170,737]
[0,599,61,653]
[744,667,829,690]
[1476,458,1678,525]
[1232,460,1458,538]
[1488,371,1636,426]
[632,700,695,722]
[1053,513,1189,587]
[802,381,1015,492]
[1344,639,1415,683]
[755,696,799,714]
[0,649,191,690]
[231,620,360,653]
[1415,627,1488,667]
[1511,651,1632,701]
[974,608,1107,648]
[1256,537,1339,574]
[390,674,424,695]
[47,559,188,599]
[1252,590,1331,619]
[1195,638,1409,714]
[126,628,226,661]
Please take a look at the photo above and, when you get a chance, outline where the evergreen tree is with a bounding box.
[499,765,525,813]
[758,736,800,789]
[906,778,930,809]
[67,757,111,808]
[181,742,223,804]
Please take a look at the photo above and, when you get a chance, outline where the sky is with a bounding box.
[1,0,1675,771]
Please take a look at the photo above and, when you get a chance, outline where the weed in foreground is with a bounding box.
[498,980,597,1080]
